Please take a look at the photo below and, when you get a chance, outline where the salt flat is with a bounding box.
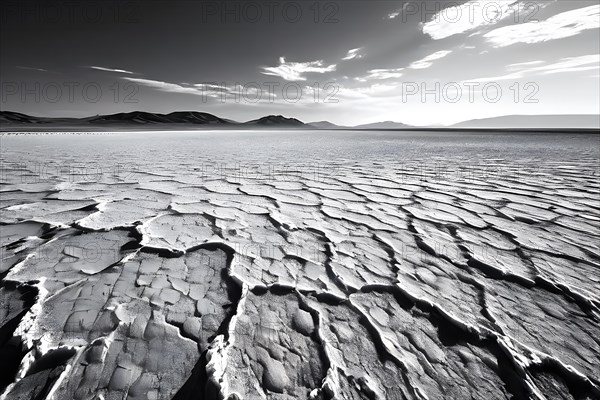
[1,130,599,399]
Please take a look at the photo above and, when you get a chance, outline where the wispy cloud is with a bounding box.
[466,54,600,82]
[122,77,202,95]
[484,5,600,47]
[535,54,600,75]
[408,50,452,69]
[89,66,135,74]
[387,11,400,19]
[342,48,363,61]
[387,3,412,20]
[123,78,277,101]
[356,50,451,83]
[192,83,269,99]
[16,66,48,72]
[507,60,545,70]
[261,57,337,81]
[356,68,404,81]
[422,0,550,40]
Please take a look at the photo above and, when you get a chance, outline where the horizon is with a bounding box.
[1,1,599,126]
[0,110,600,129]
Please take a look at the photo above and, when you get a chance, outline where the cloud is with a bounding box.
[124,78,269,99]
[387,3,412,20]
[535,54,600,75]
[409,50,452,69]
[261,57,337,81]
[466,54,600,82]
[122,78,202,95]
[16,66,48,72]
[89,66,135,74]
[342,48,363,61]
[507,60,545,70]
[193,83,272,99]
[484,5,600,47]
[356,68,404,81]
[422,0,514,40]
[422,0,550,40]
[122,78,292,104]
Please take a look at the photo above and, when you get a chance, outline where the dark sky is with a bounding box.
[1,0,598,125]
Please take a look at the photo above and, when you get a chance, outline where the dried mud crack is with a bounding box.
[1,131,599,399]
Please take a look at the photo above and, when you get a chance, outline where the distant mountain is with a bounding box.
[0,111,309,130]
[0,111,417,131]
[0,111,81,125]
[0,111,38,124]
[88,111,232,125]
[166,111,234,124]
[0,111,232,126]
[87,111,174,124]
[245,115,305,126]
[453,115,600,129]
[352,121,410,129]
[6,111,595,132]
[308,120,412,129]
[308,121,343,129]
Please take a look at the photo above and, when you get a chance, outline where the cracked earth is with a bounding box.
[1,131,599,400]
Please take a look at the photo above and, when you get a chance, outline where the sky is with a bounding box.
[1,0,599,126]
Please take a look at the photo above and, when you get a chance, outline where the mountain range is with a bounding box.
[0,111,306,129]
[308,120,411,129]
[452,114,600,129]
[0,111,409,130]
[1,111,598,131]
